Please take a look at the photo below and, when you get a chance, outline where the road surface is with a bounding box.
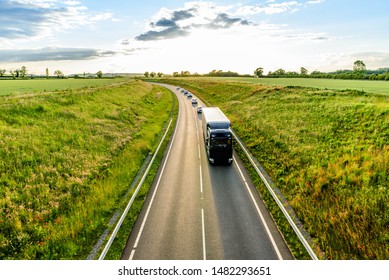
[121,83,293,260]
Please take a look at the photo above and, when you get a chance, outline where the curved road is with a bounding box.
[121,83,293,260]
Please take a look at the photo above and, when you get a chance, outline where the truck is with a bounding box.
[202,107,233,165]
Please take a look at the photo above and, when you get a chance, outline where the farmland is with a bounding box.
[0,79,175,259]
[0,78,128,96]
[200,77,389,95]
[158,77,389,259]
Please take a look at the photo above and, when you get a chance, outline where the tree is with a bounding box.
[172,72,179,77]
[96,70,103,78]
[353,60,366,73]
[0,69,6,77]
[9,70,15,79]
[20,66,27,78]
[181,71,190,76]
[300,67,308,75]
[157,72,163,77]
[150,72,156,77]
[144,71,149,77]
[254,67,264,77]
[274,68,286,76]
[46,68,49,79]
[54,70,64,78]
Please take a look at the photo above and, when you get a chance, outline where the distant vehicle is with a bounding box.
[202,107,233,165]
[176,86,180,90]
[197,106,202,113]
[181,89,185,93]
[192,98,198,104]
[187,93,192,98]
[184,90,188,95]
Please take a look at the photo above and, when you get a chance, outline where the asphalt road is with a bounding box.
[121,83,293,260]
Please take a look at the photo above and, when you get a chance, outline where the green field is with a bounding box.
[159,77,389,259]
[187,77,389,95]
[0,79,175,259]
[0,78,128,96]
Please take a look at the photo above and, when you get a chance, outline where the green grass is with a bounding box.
[0,78,128,96]
[170,77,389,95]
[158,77,389,260]
[0,79,175,259]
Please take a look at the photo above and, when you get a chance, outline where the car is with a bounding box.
[187,93,193,98]
[197,106,202,113]
[192,98,198,104]
[184,90,188,95]
[176,86,180,90]
[181,89,185,93]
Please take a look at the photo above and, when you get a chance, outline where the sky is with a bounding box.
[0,0,388,75]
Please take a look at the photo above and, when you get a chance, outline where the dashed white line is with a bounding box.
[201,208,207,260]
[199,164,203,196]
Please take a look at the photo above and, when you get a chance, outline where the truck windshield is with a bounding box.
[209,123,230,129]
[211,138,232,148]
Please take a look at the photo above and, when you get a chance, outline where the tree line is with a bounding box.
[254,60,389,81]
[145,60,389,81]
[0,66,106,79]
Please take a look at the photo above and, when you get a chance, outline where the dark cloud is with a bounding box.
[135,5,252,41]
[205,13,251,29]
[0,47,116,62]
[135,26,189,41]
[172,9,195,21]
[153,18,177,28]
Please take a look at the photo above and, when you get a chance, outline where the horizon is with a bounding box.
[1,1,389,76]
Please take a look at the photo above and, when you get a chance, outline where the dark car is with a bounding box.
[192,98,198,104]
[197,106,202,113]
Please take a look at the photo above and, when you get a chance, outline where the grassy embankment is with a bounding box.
[159,77,389,260]
[0,79,175,259]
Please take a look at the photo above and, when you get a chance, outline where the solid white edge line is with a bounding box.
[98,117,172,260]
[129,88,181,260]
[234,155,284,260]
[231,130,318,260]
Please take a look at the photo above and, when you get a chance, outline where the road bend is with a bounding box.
[121,83,293,260]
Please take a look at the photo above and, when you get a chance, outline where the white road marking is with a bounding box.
[199,164,203,196]
[194,101,206,259]
[233,156,283,260]
[201,208,207,260]
[128,91,181,260]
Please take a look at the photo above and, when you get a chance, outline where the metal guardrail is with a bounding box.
[231,129,319,260]
[98,118,173,260]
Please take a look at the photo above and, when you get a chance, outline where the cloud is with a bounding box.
[306,0,325,4]
[0,47,116,62]
[236,1,301,15]
[0,0,113,41]
[136,27,190,41]
[135,2,254,41]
